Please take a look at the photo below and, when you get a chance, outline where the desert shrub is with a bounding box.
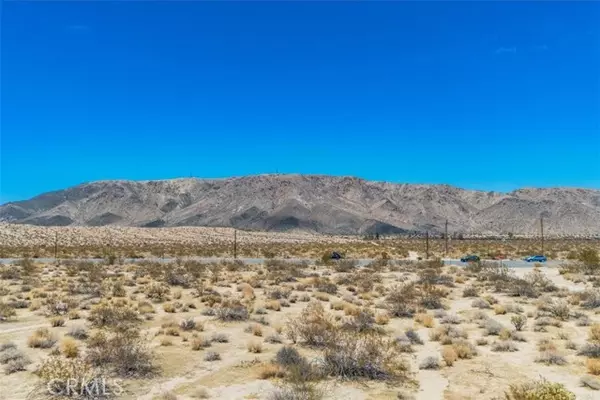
[524,270,558,293]
[211,333,229,343]
[321,331,410,381]
[504,379,575,400]
[266,334,283,344]
[491,341,518,352]
[88,300,140,331]
[405,329,423,345]
[343,309,381,334]
[4,356,31,374]
[385,283,419,318]
[537,338,557,352]
[145,282,171,302]
[581,290,600,309]
[440,314,461,325]
[86,331,155,377]
[334,259,358,273]
[34,357,114,398]
[590,324,600,342]
[204,351,220,361]
[471,298,491,309]
[191,336,212,350]
[533,317,562,332]
[215,302,249,322]
[179,318,199,331]
[0,302,17,321]
[275,346,304,367]
[419,356,440,370]
[286,303,337,347]
[452,339,477,359]
[66,326,88,341]
[536,351,567,365]
[483,319,505,336]
[268,287,292,300]
[164,267,194,287]
[27,328,57,349]
[50,316,66,327]
[0,343,31,374]
[549,301,570,321]
[430,324,467,344]
[511,315,527,331]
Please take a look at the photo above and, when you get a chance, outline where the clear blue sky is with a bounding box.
[1,1,599,203]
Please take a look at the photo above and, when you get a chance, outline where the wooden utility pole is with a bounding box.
[54,231,59,260]
[425,231,430,259]
[540,215,544,255]
[444,219,449,256]
[233,229,237,259]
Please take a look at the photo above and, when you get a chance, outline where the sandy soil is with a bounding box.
[2,259,600,400]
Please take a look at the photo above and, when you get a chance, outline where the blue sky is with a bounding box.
[1,1,599,202]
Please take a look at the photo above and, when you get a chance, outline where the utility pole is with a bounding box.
[425,231,429,260]
[444,219,449,256]
[54,231,59,260]
[540,215,544,255]
[233,229,237,259]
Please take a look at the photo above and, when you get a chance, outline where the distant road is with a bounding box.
[0,257,564,268]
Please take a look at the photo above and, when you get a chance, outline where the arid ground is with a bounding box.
[1,227,600,399]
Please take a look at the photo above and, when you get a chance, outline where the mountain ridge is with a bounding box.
[2,174,599,235]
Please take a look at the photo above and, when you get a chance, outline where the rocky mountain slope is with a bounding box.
[1,175,599,235]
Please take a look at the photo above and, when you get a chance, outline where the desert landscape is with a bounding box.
[1,226,600,400]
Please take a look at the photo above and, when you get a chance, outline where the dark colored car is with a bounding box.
[460,254,480,262]
[525,255,547,262]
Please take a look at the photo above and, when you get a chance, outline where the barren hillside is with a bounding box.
[1,175,599,235]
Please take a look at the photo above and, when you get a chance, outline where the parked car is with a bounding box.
[525,255,547,262]
[460,254,480,262]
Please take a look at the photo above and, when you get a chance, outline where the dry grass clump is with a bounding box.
[247,340,263,353]
[375,313,390,325]
[587,358,600,375]
[537,338,557,352]
[60,338,79,358]
[258,362,287,379]
[441,346,457,366]
[50,316,66,327]
[34,357,109,396]
[419,356,440,370]
[414,313,434,328]
[191,336,212,350]
[28,328,57,349]
[429,324,468,344]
